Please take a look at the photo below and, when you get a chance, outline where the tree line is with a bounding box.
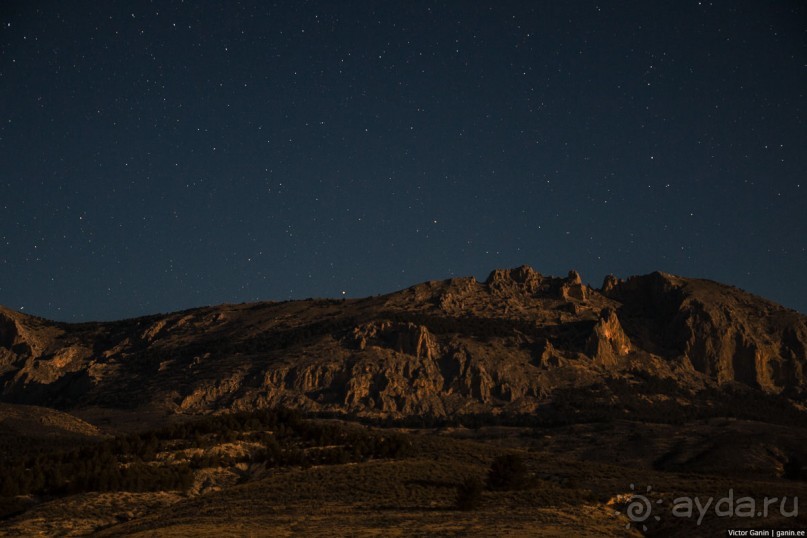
[0,408,411,500]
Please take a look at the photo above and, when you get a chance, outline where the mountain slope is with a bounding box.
[0,266,805,422]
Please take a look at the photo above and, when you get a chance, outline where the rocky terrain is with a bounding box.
[0,266,805,422]
[1,266,806,536]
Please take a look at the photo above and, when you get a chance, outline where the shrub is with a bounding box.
[486,454,528,491]
[455,477,483,511]
[783,455,804,481]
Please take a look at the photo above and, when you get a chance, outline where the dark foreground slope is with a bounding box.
[1,405,805,537]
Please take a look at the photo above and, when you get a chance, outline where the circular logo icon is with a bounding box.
[615,483,663,531]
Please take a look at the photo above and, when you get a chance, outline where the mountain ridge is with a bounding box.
[1,266,805,423]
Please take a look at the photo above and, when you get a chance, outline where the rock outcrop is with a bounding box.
[560,270,588,301]
[485,265,544,294]
[586,308,632,367]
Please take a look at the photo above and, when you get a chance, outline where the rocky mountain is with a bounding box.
[3,267,807,537]
[1,266,806,423]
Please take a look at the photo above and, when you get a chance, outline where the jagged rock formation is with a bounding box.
[0,267,805,420]
[586,308,632,367]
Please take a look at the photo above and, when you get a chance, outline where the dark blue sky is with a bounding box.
[1,1,805,321]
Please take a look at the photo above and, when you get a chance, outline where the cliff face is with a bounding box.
[0,267,805,419]
[602,272,807,396]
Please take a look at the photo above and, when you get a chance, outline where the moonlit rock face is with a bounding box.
[0,267,804,420]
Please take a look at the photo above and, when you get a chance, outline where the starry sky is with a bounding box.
[1,1,805,321]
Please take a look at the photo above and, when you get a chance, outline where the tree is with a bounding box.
[455,477,483,510]
[783,455,803,481]
[486,454,528,491]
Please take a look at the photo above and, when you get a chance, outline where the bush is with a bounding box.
[455,477,483,510]
[486,454,528,491]
[783,455,804,481]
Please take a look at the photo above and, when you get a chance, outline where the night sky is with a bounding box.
[1,1,805,321]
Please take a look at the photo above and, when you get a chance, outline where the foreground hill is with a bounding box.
[1,266,806,423]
